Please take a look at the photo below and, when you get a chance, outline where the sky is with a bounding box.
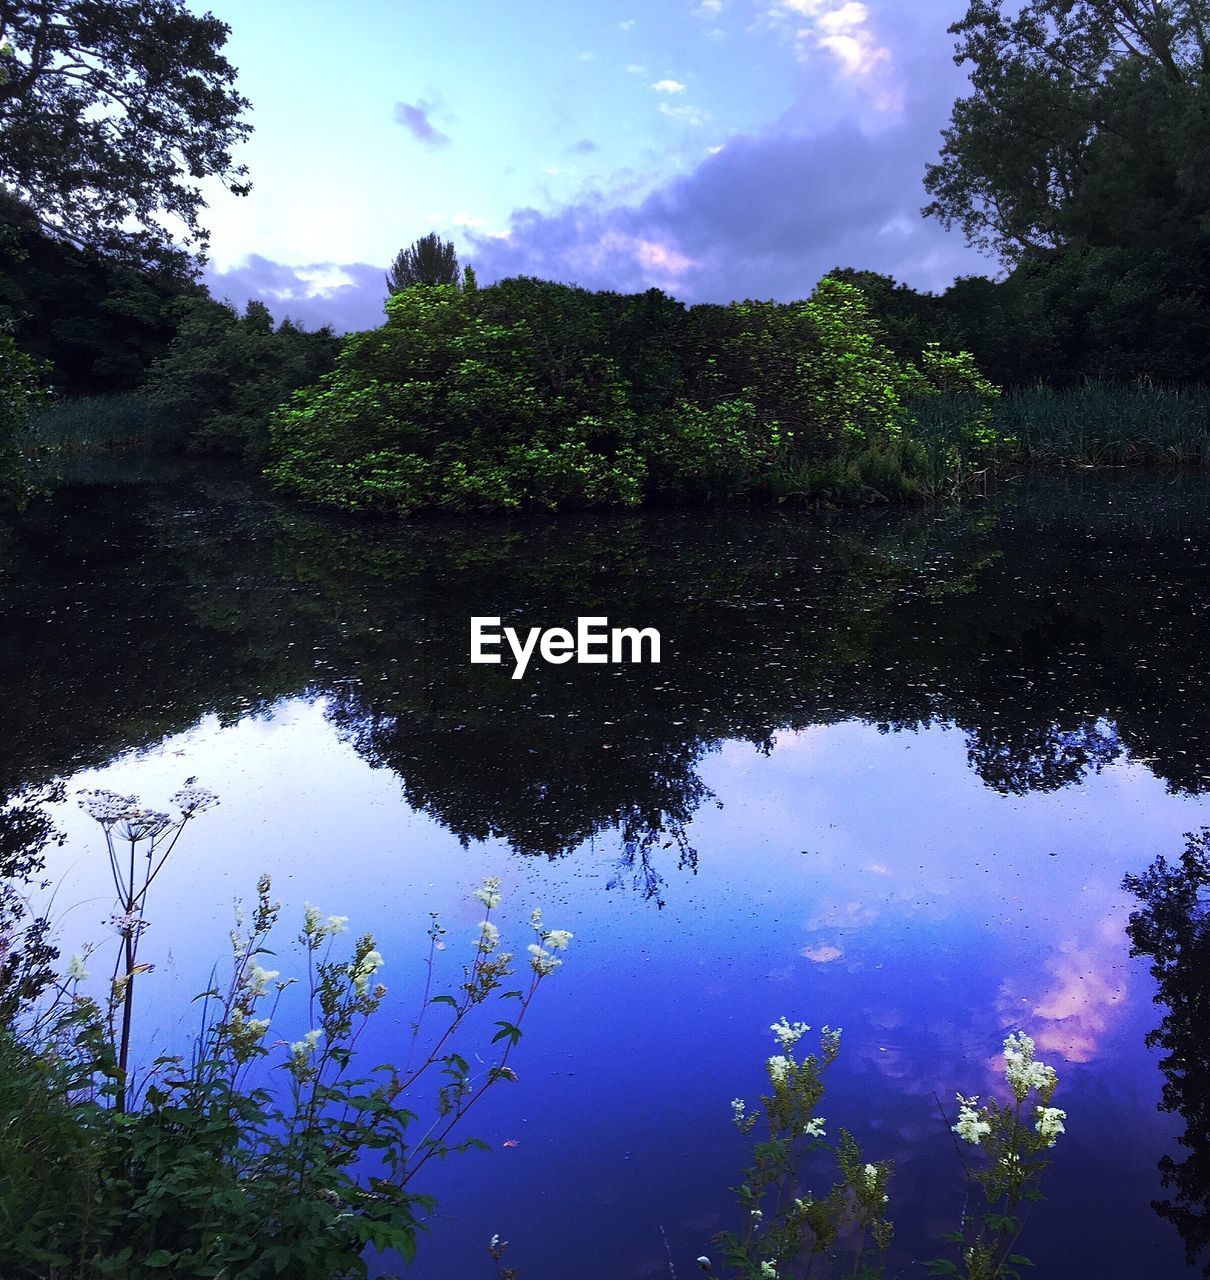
[196,0,996,332]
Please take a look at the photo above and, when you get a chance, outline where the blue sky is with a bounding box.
[198,0,994,331]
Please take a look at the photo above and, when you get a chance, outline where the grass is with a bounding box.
[19,393,184,455]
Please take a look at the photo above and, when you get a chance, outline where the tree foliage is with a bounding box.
[385,232,462,293]
[0,0,252,269]
[267,276,998,515]
[142,296,341,459]
[925,0,1210,262]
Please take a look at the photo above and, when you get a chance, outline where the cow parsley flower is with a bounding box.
[802,1116,826,1138]
[172,781,218,815]
[66,954,89,982]
[78,789,138,825]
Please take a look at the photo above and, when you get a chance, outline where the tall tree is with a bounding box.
[385,232,461,293]
[0,1,252,272]
[924,1,1210,261]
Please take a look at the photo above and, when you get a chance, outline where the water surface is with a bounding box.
[4,465,1210,1278]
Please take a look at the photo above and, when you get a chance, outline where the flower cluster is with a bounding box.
[473,877,501,909]
[78,789,139,824]
[771,1016,809,1051]
[302,902,349,943]
[1035,1104,1066,1147]
[952,1095,992,1145]
[172,780,219,815]
[1003,1030,1058,1102]
[352,948,384,997]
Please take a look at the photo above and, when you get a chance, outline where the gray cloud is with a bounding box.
[204,255,387,333]
[393,99,452,149]
[465,119,986,302]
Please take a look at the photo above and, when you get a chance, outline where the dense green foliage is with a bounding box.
[0,0,251,269]
[925,1,1210,262]
[267,276,1000,515]
[0,194,196,396]
[143,297,341,458]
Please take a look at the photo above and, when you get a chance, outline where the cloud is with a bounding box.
[570,138,598,154]
[204,255,387,333]
[763,0,899,110]
[693,0,724,14]
[652,78,687,93]
[620,19,636,31]
[393,99,452,149]
[467,111,983,302]
[658,102,706,125]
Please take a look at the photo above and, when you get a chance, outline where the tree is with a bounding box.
[0,1,252,271]
[923,1,1210,262]
[385,233,461,293]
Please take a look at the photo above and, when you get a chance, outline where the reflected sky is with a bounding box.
[6,467,1210,1276]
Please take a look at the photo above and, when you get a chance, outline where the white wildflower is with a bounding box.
[760,1263,777,1278]
[545,929,573,951]
[290,1028,323,1059]
[767,1054,792,1085]
[1003,1031,1058,1101]
[66,954,89,982]
[953,1094,992,1145]
[353,948,384,996]
[1035,1105,1067,1147]
[730,1097,746,1122]
[172,781,218,814]
[107,911,149,938]
[770,1015,809,1050]
[303,903,322,936]
[246,963,280,996]
[527,942,561,976]
[529,908,543,930]
[325,914,349,936]
[479,920,501,950]
[802,1116,826,1138]
[473,877,502,909]
[78,789,138,824]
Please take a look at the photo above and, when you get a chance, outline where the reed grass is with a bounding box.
[19,393,184,454]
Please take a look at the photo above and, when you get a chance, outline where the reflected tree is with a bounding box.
[1124,829,1210,1274]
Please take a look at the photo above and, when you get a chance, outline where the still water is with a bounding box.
[3,464,1210,1278]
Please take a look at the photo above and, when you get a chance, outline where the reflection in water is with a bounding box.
[0,787,62,1022]
[3,467,1210,868]
[1125,830,1210,1275]
[3,466,1210,1274]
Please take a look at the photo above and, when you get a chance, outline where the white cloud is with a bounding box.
[763,0,899,110]
[651,78,687,93]
[619,18,636,30]
[578,50,595,62]
[658,102,706,125]
[693,0,724,14]
[626,63,646,74]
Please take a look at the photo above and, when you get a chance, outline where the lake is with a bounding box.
[4,463,1209,1278]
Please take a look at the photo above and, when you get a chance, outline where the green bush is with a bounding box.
[267,276,1001,514]
[143,297,341,461]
